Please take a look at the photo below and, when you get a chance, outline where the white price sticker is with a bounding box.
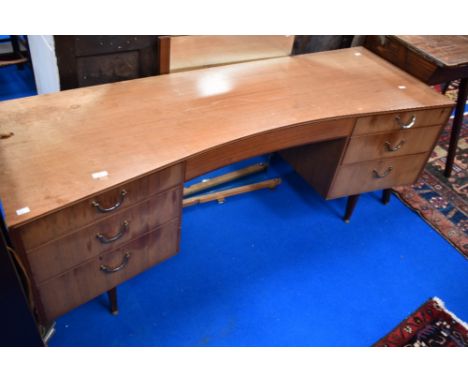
[92,170,109,179]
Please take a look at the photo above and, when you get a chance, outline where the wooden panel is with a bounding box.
[76,52,140,87]
[168,35,295,73]
[353,108,451,135]
[27,186,182,284]
[365,36,468,85]
[158,36,171,75]
[343,124,443,164]
[280,138,348,198]
[37,219,181,322]
[15,164,184,251]
[393,35,468,69]
[365,35,439,84]
[186,119,354,181]
[54,35,159,90]
[73,36,157,57]
[0,47,454,228]
[329,153,428,199]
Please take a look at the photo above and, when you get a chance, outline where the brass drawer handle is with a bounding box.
[96,220,129,244]
[385,139,405,152]
[395,115,416,129]
[91,189,128,213]
[373,166,393,179]
[100,252,131,273]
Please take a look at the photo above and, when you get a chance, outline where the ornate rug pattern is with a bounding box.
[374,297,468,347]
[393,114,468,257]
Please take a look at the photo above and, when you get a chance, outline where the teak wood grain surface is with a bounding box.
[0,47,452,228]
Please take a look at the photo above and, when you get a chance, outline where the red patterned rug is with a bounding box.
[393,113,468,257]
[374,298,468,347]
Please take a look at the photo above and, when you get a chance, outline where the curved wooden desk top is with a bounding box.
[0,47,452,227]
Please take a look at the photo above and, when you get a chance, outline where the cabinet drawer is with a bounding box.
[37,218,180,322]
[353,108,450,135]
[343,124,442,164]
[17,163,184,251]
[27,186,182,284]
[329,153,428,198]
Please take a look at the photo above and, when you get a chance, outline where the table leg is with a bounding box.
[382,189,392,205]
[445,77,468,178]
[107,287,119,315]
[344,194,360,223]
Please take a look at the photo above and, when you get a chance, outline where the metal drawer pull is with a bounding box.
[385,139,405,152]
[395,115,416,129]
[100,252,131,273]
[373,166,393,179]
[96,220,129,244]
[91,189,128,213]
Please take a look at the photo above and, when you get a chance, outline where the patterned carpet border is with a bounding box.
[393,113,468,258]
[374,297,468,347]
[393,189,467,257]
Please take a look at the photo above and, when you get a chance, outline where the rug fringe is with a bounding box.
[433,296,468,331]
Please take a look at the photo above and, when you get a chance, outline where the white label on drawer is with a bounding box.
[16,206,31,216]
[92,170,109,179]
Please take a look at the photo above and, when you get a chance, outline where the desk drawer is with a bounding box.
[329,153,428,198]
[27,186,182,284]
[343,124,442,164]
[37,218,180,322]
[353,108,450,135]
[18,163,184,251]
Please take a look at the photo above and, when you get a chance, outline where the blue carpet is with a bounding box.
[1,62,467,347]
[48,156,468,346]
[0,61,37,101]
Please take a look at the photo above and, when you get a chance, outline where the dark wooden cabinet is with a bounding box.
[54,36,160,90]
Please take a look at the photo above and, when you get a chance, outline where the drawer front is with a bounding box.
[329,153,428,199]
[18,163,184,251]
[27,186,182,284]
[343,124,442,164]
[353,108,450,135]
[37,218,180,322]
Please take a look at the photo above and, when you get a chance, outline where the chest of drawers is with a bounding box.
[10,164,184,324]
[280,107,451,199]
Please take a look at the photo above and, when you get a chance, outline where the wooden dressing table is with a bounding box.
[0,47,453,326]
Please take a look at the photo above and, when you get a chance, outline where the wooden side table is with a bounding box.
[365,35,468,178]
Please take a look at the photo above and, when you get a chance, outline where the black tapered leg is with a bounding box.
[441,81,452,95]
[445,77,468,178]
[344,194,360,223]
[382,188,392,205]
[107,287,118,315]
